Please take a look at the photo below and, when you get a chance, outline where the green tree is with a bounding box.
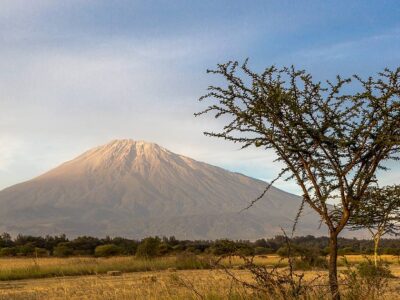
[197,61,400,299]
[53,243,74,257]
[135,237,161,259]
[94,244,123,257]
[348,185,400,266]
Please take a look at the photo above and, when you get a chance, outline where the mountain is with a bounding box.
[0,139,325,239]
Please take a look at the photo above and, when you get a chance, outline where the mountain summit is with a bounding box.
[0,139,322,239]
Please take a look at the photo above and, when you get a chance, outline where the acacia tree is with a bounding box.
[196,61,400,299]
[349,185,400,267]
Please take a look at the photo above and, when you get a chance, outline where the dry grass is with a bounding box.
[0,256,180,281]
[0,255,398,299]
[0,255,398,281]
[0,267,399,300]
[1,270,250,300]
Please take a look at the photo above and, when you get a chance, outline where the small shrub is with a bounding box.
[175,252,211,270]
[136,237,161,259]
[356,260,394,278]
[157,243,171,256]
[208,240,254,256]
[95,244,123,257]
[0,247,17,257]
[53,244,74,257]
[277,245,327,270]
[338,247,356,255]
[254,247,273,255]
[382,247,400,256]
[34,247,49,257]
[342,258,392,300]
[17,245,34,256]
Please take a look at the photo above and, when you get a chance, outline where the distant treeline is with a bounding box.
[0,233,399,258]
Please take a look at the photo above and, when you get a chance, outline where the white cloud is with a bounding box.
[0,20,259,190]
[0,135,23,171]
[290,27,400,64]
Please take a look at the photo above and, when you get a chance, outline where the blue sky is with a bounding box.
[0,1,399,194]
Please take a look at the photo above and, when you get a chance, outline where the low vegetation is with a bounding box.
[1,233,399,298]
[1,233,399,259]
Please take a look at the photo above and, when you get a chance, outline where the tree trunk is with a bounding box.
[328,232,340,300]
[373,234,381,267]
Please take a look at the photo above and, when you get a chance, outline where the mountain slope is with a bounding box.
[0,139,323,239]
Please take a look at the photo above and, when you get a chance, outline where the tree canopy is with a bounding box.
[197,61,400,299]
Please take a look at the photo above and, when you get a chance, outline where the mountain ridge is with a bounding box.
[0,139,324,239]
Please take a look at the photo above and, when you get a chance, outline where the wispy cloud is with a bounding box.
[294,26,400,61]
[0,1,399,194]
[0,135,23,171]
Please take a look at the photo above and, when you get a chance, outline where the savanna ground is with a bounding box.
[0,255,399,299]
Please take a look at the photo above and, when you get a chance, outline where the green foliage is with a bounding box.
[53,243,74,257]
[383,247,400,255]
[0,247,17,257]
[0,233,13,248]
[157,243,172,256]
[198,62,400,299]
[0,232,398,258]
[69,236,101,255]
[349,185,400,235]
[342,258,392,299]
[175,252,211,270]
[207,240,254,256]
[338,247,356,255]
[17,244,35,256]
[109,237,138,255]
[136,237,161,259]
[356,260,394,278]
[94,244,124,257]
[254,247,272,255]
[34,247,49,257]
[277,245,327,270]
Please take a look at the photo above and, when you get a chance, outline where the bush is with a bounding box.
[53,243,74,257]
[17,244,35,256]
[342,258,392,299]
[356,260,394,278]
[0,247,17,257]
[293,256,327,271]
[277,245,327,270]
[94,244,123,257]
[157,243,171,256]
[338,247,356,255]
[110,237,138,255]
[34,247,49,257]
[136,237,161,259]
[254,247,273,255]
[276,246,289,257]
[175,252,211,269]
[382,247,400,256]
[208,240,254,256]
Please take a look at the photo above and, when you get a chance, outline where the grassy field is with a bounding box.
[0,255,399,299]
[0,267,399,299]
[0,254,398,281]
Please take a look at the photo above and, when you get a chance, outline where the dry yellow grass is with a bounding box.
[1,269,249,300]
[0,254,397,271]
[0,255,398,299]
[0,256,174,271]
[0,267,399,300]
[0,254,398,281]
[0,256,181,280]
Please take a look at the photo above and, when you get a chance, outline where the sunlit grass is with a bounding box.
[0,254,398,281]
[0,267,399,300]
[0,256,179,281]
